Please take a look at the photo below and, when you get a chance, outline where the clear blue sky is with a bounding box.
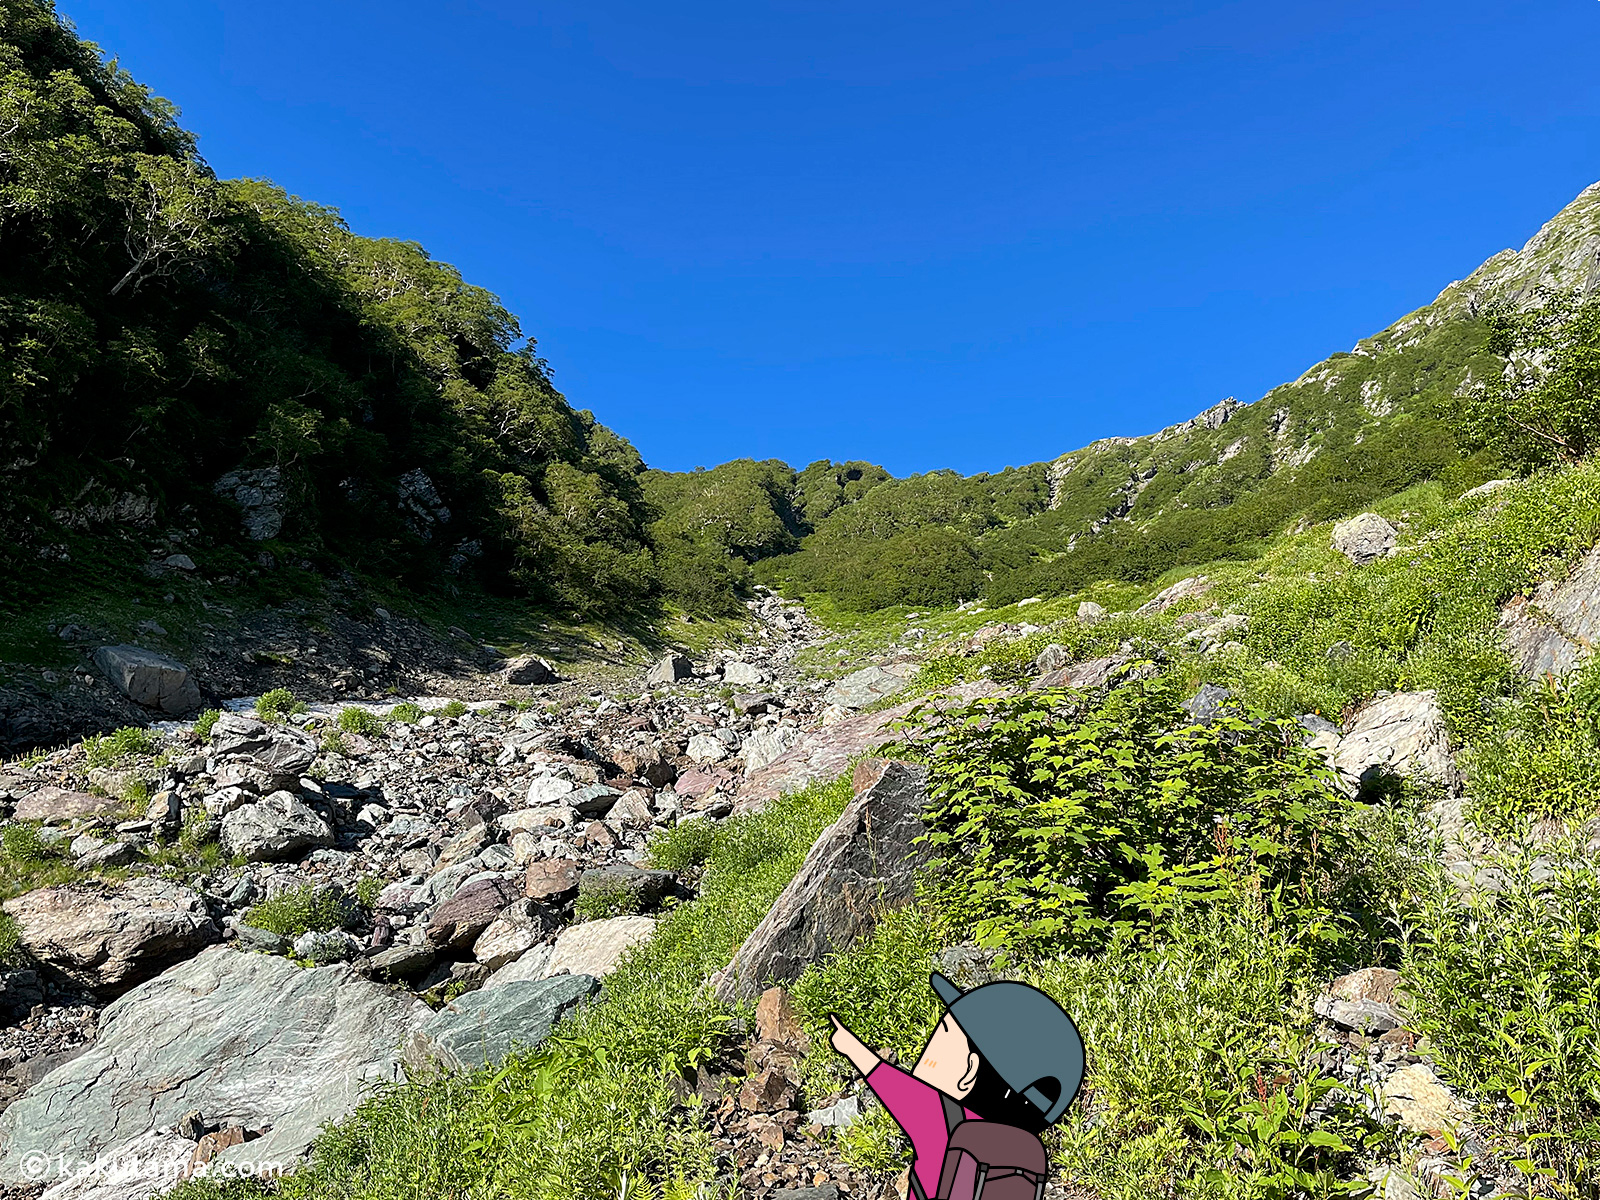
[59,0,1600,476]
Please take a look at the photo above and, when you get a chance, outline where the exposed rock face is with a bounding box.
[647,655,694,686]
[504,655,559,685]
[714,760,930,1002]
[823,663,920,710]
[1331,690,1458,797]
[0,946,432,1183]
[209,713,316,787]
[1031,655,1128,691]
[1498,541,1600,679]
[404,974,598,1073]
[213,467,285,541]
[2,880,217,997]
[1331,513,1398,565]
[1134,576,1210,616]
[219,791,335,862]
[1380,1063,1462,1136]
[541,914,656,979]
[12,786,124,821]
[91,645,201,714]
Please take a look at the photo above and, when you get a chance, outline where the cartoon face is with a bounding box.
[911,1010,980,1101]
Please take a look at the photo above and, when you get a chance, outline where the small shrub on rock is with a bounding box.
[255,688,306,722]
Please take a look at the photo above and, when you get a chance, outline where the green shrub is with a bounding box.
[387,702,424,724]
[1402,841,1600,1189]
[435,700,468,719]
[255,688,306,722]
[1461,669,1600,834]
[1,822,65,866]
[574,880,642,922]
[0,910,22,965]
[82,725,157,768]
[645,818,718,871]
[194,708,222,739]
[320,728,350,755]
[336,707,386,736]
[894,670,1363,960]
[353,876,385,908]
[244,885,352,939]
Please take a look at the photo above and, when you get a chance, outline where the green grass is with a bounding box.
[82,725,158,769]
[242,885,353,939]
[434,699,469,719]
[573,880,644,922]
[0,822,80,901]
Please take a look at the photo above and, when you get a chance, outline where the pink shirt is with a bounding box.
[866,1062,980,1198]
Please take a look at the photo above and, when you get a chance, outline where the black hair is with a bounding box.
[962,1056,1058,1134]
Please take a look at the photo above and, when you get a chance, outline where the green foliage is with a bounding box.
[1457,287,1600,471]
[434,699,468,719]
[386,701,424,724]
[254,688,305,722]
[1401,841,1600,1189]
[1462,671,1600,834]
[194,708,221,738]
[82,725,157,768]
[574,880,642,921]
[1,821,64,865]
[244,884,351,939]
[337,706,386,736]
[0,909,21,964]
[352,876,385,908]
[896,673,1363,959]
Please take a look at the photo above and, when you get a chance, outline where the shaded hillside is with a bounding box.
[649,182,1600,611]
[0,0,660,618]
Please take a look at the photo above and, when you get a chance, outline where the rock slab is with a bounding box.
[0,946,432,1183]
[92,645,200,714]
[715,760,930,1002]
[405,974,599,1072]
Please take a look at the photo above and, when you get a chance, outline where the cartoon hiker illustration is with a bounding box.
[828,972,1084,1200]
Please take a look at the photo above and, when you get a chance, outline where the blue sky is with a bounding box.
[61,0,1600,476]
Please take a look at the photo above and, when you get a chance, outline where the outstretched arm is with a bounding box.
[828,1014,882,1079]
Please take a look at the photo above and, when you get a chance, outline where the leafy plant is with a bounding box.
[244,884,352,939]
[435,699,468,719]
[575,880,642,921]
[1,822,65,865]
[387,702,424,724]
[336,706,386,736]
[82,725,157,768]
[255,688,306,722]
[194,708,222,739]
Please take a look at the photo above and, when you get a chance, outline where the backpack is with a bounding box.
[933,1119,1049,1200]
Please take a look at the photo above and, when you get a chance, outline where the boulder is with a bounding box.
[1181,683,1233,724]
[209,713,316,786]
[569,783,621,817]
[213,467,285,541]
[1331,513,1398,565]
[823,663,920,710]
[742,726,799,773]
[606,788,655,829]
[524,859,580,901]
[404,975,599,1073]
[715,761,929,1002]
[359,941,437,982]
[483,944,554,990]
[1498,541,1600,679]
[1031,655,1127,691]
[0,946,431,1183]
[1033,644,1072,674]
[1331,691,1458,797]
[542,915,656,980]
[472,899,556,970]
[723,661,766,686]
[687,733,730,764]
[576,864,674,912]
[219,791,335,862]
[1134,576,1210,616]
[2,879,217,997]
[647,655,694,687]
[1076,601,1106,624]
[504,655,559,685]
[92,645,200,714]
[12,786,124,822]
[1380,1063,1461,1135]
[427,876,519,949]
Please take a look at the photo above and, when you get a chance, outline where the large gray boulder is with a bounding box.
[404,974,599,1073]
[714,760,930,1002]
[541,915,656,979]
[1,879,217,997]
[214,467,285,540]
[1134,575,1210,615]
[742,725,799,773]
[0,946,432,1183]
[823,663,920,710]
[504,655,559,685]
[1498,541,1600,679]
[219,791,335,862]
[92,645,200,714]
[1331,513,1398,565]
[646,655,694,687]
[209,712,316,785]
[1331,690,1458,797]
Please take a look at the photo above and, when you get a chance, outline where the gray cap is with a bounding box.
[932,972,1084,1125]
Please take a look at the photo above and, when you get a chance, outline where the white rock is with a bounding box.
[541,915,656,980]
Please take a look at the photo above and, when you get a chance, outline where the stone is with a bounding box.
[1033,644,1072,673]
[739,1066,797,1113]
[209,713,316,784]
[12,786,123,821]
[2,879,217,997]
[716,761,930,1002]
[1314,996,1402,1034]
[743,726,799,772]
[404,975,599,1073]
[542,915,657,979]
[0,946,431,1183]
[674,766,733,800]
[1331,691,1458,797]
[577,864,674,912]
[525,775,578,805]
[823,662,920,710]
[1031,655,1127,691]
[503,655,559,685]
[482,944,555,990]
[606,788,655,829]
[92,645,200,714]
[292,930,358,964]
[232,923,290,955]
[427,877,518,949]
[1134,575,1210,615]
[647,655,694,687]
[687,733,730,764]
[360,940,438,982]
[1182,683,1233,724]
[219,791,335,862]
[524,859,581,900]
[805,1097,860,1131]
[1331,513,1398,565]
[1498,541,1600,679]
[503,801,575,832]
[434,825,492,872]
[1076,601,1106,624]
[29,1126,198,1200]
[581,819,621,850]
[213,467,285,540]
[569,783,622,817]
[723,661,766,686]
[1380,1063,1460,1135]
[755,987,809,1049]
[472,900,556,970]
[74,840,139,870]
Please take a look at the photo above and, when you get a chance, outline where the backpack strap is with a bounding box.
[941,1093,965,1135]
